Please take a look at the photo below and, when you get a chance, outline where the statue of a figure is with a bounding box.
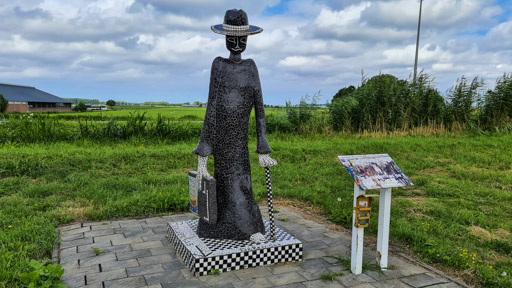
[194,9,277,243]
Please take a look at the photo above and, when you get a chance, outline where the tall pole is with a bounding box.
[413,0,423,82]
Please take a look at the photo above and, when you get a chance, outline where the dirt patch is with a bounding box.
[470,226,511,241]
[403,196,429,205]
[495,228,511,240]
[53,200,94,221]
[470,226,494,241]
[401,197,432,219]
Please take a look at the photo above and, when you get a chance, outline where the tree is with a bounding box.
[350,74,410,131]
[106,100,116,108]
[73,102,87,112]
[332,85,356,102]
[0,93,7,113]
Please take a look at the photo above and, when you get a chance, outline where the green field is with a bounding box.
[52,106,288,121]
[1,132,511,287]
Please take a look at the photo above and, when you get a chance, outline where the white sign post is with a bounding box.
[351,183,364,274]
[376,187,392,269]
[338,154,413,275]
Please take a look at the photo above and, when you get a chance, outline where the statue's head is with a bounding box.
[211,9,263,55]
[226,35,247,55]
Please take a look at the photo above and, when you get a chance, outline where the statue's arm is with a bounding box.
[193,58,221,157]
[251,61,272,155]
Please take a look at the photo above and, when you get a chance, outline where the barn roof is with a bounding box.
[0,83,71,103]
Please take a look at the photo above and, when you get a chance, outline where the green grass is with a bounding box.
[324,255,383,274]
[51,106,288,121]
[55,106,207,121]
[320,271,344,281]
[1,134,511,287]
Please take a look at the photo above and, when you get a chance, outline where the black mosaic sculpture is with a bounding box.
[193,9,274,241]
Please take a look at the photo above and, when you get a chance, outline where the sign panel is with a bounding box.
[338,154,413,191]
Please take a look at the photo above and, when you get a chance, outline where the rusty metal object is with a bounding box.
[353,195,372,228]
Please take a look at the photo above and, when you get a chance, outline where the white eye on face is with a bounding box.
[227,37,236,44]
[240,37,247,44]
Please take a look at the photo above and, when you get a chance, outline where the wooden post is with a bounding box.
[376,188,392,269]
[351,183,365,275]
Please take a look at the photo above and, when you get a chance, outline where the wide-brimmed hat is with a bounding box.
[211,9,263,36]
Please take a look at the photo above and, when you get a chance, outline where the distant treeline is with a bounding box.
[65,98,133,106]
[63,99,207,107]
[328,72,512,132]
[143,101,204,106]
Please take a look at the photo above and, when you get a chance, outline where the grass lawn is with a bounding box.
[1,134,511,287]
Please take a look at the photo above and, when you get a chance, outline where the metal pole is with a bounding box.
[413,0,423,82]
[265,167,276,241]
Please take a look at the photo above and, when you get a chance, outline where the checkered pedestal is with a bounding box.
[167,220,303,276]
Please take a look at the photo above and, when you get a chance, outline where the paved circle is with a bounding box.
[55,206,464,288]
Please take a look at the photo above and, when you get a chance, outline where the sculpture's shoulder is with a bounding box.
[242,58,258,73]
[243,58,257,67]
[212,56,224,67]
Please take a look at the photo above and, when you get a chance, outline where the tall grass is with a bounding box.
[0,112,202,144]
[480,73,512,129]
[329,72,512,133]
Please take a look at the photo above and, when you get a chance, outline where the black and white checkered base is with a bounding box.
[167,220,303,276]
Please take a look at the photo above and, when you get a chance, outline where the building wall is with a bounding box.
[28,107,72,112]
[7,102,28,112]
[7,101,72,113]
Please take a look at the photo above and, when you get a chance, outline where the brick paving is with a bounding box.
[54,206,466,288]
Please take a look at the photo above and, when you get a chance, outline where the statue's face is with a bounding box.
[226,36,247,54]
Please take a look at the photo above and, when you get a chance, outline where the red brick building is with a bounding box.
[0,83,72,113]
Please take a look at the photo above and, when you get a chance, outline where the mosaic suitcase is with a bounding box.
[188,171,217,224]
[188,171,199,215]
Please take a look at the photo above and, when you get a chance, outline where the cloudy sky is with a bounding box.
[0,0,511,105]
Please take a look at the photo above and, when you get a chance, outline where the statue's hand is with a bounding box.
[259,154,277,168]
[197,156,211,188]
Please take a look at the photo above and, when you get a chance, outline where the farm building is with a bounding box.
[0,83,72,112]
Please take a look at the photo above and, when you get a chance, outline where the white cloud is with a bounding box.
[142,33,224,63]
[364,0,501,30]
[313,2,371,28]
[485,20,512,51]
[0,35,41,54]
[0,67,59,79]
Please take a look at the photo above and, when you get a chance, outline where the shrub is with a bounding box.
[408,72,445,126]
[445,76,484,126]
[329,72,446,132]
[72,102,87,112]
[480,73,512,129]
[285,92,321,132]
[329,96,358,132]
[332,85,356,102]
[0,93,8,113]
[106,100,116,108]
[351,74,410,131]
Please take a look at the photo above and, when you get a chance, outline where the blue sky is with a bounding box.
[0,0,511,105]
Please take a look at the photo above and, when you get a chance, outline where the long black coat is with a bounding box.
[193,57,272,240]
